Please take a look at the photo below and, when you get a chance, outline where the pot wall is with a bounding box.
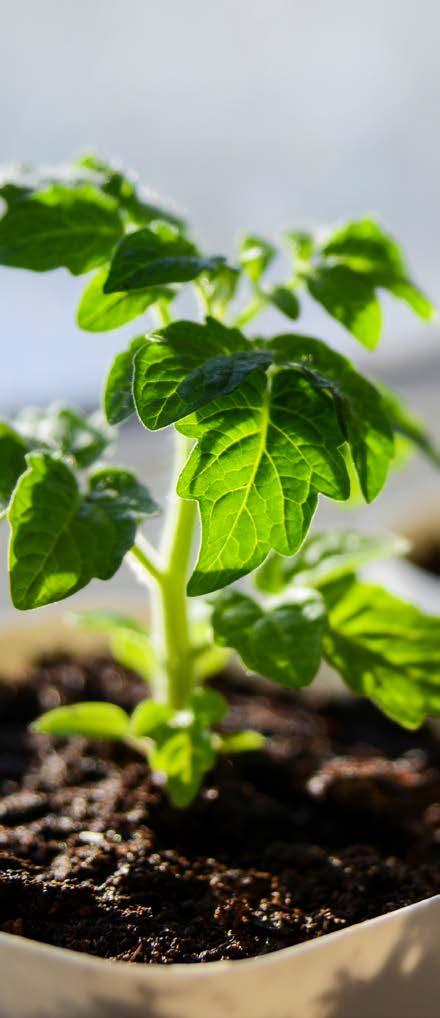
[0,897,439,1018]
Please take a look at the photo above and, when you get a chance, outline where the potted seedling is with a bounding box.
[0,155,439,1018]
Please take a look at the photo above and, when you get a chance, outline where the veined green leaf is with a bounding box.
[307,264,382,349]
[133,318,248,430]
[0,184,123,275]
[15,404,113,469]
[178,369,349,595]
[9,454,158,609]
[103,335,146,425]
[379,383,440,467]
[239,234,276,283]
[268,334,394,502]
[256,530,408,594]
[0,423,28,512]
[104,227,223,292]
[33,702,129,739]
[77,268,171,332]
[212,588,326,688]
[323,578,440,729]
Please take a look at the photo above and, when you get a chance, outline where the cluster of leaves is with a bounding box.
[35,684,262,807]
[33,529,440,804]
[1,154,440,807]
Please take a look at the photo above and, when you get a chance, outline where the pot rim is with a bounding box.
[0,896,438,978]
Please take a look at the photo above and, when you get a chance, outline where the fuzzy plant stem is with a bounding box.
[129,431,197,709]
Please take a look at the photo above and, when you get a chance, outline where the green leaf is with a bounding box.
[70,610,146,634]
[88,466,159,517]
[379,383,440,467]
[190,687,228,726]
[77,268,171,332]
[103,335,146,425]
[109,629,155,682]
[385,279,436,321]
[285,230,314,263]
[0,423,28,512]
[196,264,240,318]
[256,530,408,594]
[307,265,382,349]
[9,454,157,609]
[239,235,276,283]
[321,218,406,277]
[178,368,350,595]
[268,334,394,502]
[212,588,326,688]
[33,702,129,739]
[268,285,300,321]
[133,318,247,430]
[15,404,113,469]
[104,227,223,292]
[151,723,215,807]
[322,578,440,729]
[320,219,436,322]
[75,605,157,683]
[218,730,265,753]
[130,700,174,738]
[0,184,123,275]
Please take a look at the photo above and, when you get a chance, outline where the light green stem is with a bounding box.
[232,293,266,329]
[150,432,197,708]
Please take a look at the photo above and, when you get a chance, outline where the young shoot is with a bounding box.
[1,154,440,806]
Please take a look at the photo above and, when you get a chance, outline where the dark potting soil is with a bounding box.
[0,656,439,964]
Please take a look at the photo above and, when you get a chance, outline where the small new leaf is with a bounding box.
[15,404,113,470]
[33,702,130,739]
[212,588,326,688]
[151,723,215,808]
[239,235,276,283]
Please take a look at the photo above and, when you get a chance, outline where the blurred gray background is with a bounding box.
[0,0,439,622]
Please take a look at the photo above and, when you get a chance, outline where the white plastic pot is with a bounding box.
[0,612,439,1018]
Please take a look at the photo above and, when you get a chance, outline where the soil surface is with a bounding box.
[0,655,439,964]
